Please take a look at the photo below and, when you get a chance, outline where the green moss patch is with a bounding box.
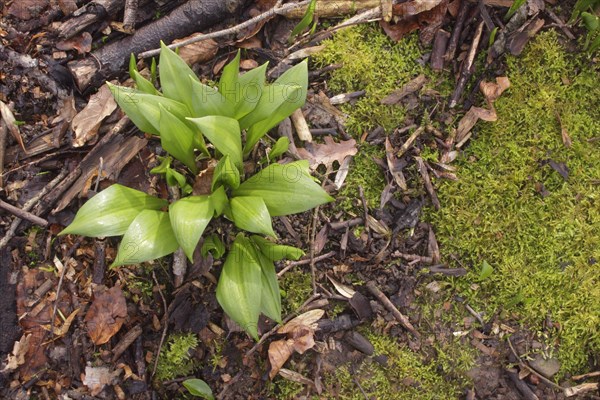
[427,30,600,374]
[322,330,464,399]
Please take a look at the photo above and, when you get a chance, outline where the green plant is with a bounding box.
[155,333,199,382]
[60,44,333,339]
[505,0,526,21]
[183,379,214,400]
[570,0,600,52]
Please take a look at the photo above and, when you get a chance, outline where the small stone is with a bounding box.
[529,354,560,378]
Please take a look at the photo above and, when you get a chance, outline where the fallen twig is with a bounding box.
[450,20,485,108]
[507,337,564,392]
[415,156,441,210]
[0,120,6,187]
[0,169,68,249]
[277,251,336,277]
[138,0,312,58]
[397,126,425,158]
[365,281,420,338]
[151,270,169,379]
[0,199,48,227]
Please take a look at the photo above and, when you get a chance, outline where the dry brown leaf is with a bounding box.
[71,84,117,147]
[56,32,92,54]
[2,334,31,372]
[173,34,218,65]
[278,309,325,334]
[41,308,80,337]
[381,74,428,105]
[278,368,317,388]
[385,137,408,191]
[455,77,510,148]
[327,276,356,299]
[0,100,26,153]
[268,339,295,379]
[392,0,443,16]
[82,366,121,396]
[84,286,127,345]
[297,136,357,171]
[480,77,510,106]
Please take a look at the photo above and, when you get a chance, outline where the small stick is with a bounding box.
[151,270,169,379]
[506,369,540,400]
[0,199,48,226]
[507,337,564,392]
[330,217,363,230]
[309,205,320,294]
[396,126,425,158]
[0,120,6,187]
[564,382,600,398]
[445,0,471,62]
[572,371,600,381]
[365,281,420,338]
[415,157,440,210]
[450,20,485,108]
[112,324,143,362]
[546,9,575,40]
[277,251,336,277]
[290,109,312,142]
[138,0,312,58]
[358,186,370,241]
[392,251,433,264]
[0,169,68,249]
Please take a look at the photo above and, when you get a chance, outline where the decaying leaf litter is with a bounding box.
[1,0,599,399]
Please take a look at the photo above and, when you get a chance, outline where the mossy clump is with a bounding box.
[322,330,464,399]
[312,25,430,135]
[426,30,600,374]
[280,270,313,314]
[337,143,387,211]
[155,333,199,382]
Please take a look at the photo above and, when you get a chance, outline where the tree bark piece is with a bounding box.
[57,0,126,39]
[68,0,247,91]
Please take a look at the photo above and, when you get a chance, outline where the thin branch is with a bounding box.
[0,199,48,226]
[138,0,311,58]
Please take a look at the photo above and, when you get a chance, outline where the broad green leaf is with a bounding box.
[129,55,159,95]
[112,210,179,267]
[582,12,599,31]
[250,235,304,261]
[268,137,290,160]
[239,83,301,130]
[290,0,317,39]
[216,233,262,340]
[209,186,228,217]
[212,155,240,191]
[131,70,160,95]
[233,62,268,119]
[59,184,167,237]
[190,78,235,118]
[218,50,241,105]
[187,116,242,170]
[232,161,334,216]
[108,83,189,135]
[159,105,198,173]
[570,0,598,23]
[183,379,214,400]
[243,61,307,154]
[230,196,275,237]
[257,251,282,323]
[479,260,494,281]
[201,233,225,258]
[159,41,199,108]
[169,196,213,261]
[129,53,137,79]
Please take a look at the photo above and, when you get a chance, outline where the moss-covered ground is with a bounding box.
[309,17,599,397]
[426,30,600,374]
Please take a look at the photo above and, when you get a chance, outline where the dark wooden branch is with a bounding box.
[67,0,248,91]
[57,0,125,39]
